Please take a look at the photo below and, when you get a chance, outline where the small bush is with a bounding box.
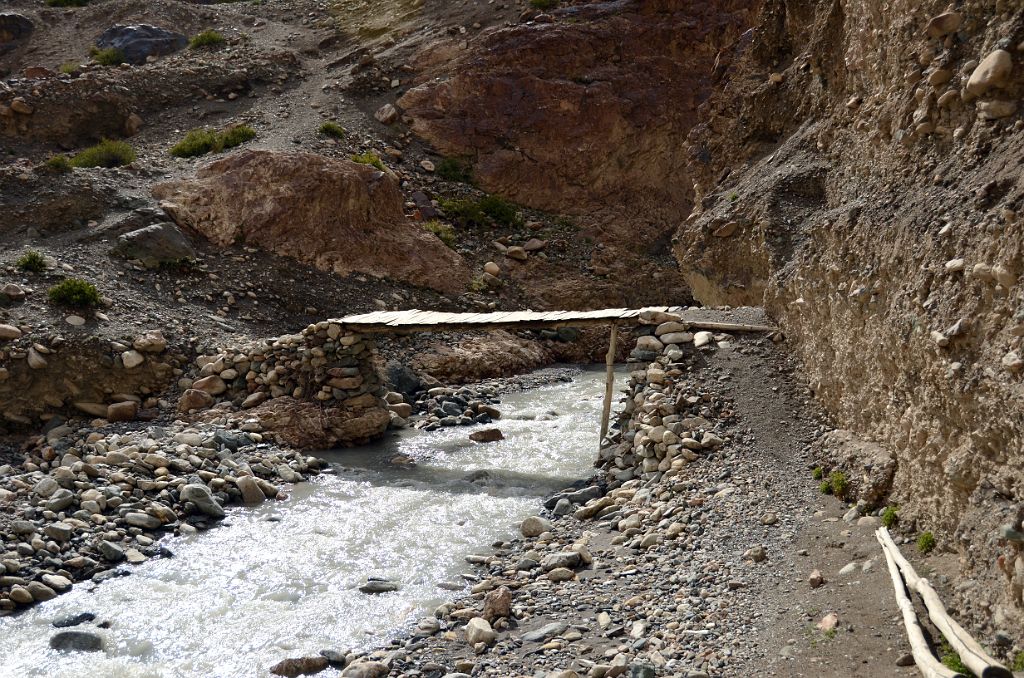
[479,195,522,227]
[318,121,345,139]
[529,0,557,8]
[69,139,136,168]
[436,157,472,183]
[439,198,486,228]
[828,471,848,499]
[59,62,80,75]
[938,640,970,674]
[351,151,385,171]
[170,125,255,158]
[819,481,831,495]
[917,531,936,554]
[811,466,823,480]
[48,278,101,308]
[90,47,125,67]
[46,0,90,6]
[881,506,898,528]
[43,155,72,173]
[16,251,47,273]
[423,220,456,248]
[189,30,226,49]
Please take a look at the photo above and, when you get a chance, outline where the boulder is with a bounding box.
[106,401,139,422]
[235,475,265,505]
[469,428,504,443]
[110,222,196,269]
[250,396,390,448]
[340,662,388,678]
[270,656,330,677]
[966,50,1013,98]
[481,586,512,621]
[49,631,103,653]
[178,389,215,413]
[464,617,497,645]
[179,483,225,518]
[520,515,552,538]
[95,24,187,65]
[153,150,469,293]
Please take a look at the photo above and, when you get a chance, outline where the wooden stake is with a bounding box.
[876,530,965,678]
[599,322,618,451]
[876,528,1013,678]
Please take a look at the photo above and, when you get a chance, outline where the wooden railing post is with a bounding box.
[599,322,618,452]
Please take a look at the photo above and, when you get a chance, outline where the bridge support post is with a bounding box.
[599,322,618,452]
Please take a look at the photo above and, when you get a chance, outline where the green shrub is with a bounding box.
[59,62,80,75]
[423,220,456,248]
[69,139,136,168]
[479,195,522,227]
[811,466,823,480]
[529,0,557,8]
[1011,652,1024,671]
[170,125,255,158]
[43,155,72,173]
[46,0,90,6]
[819,481,831,495]
[318,121,345,139]
[917,531,936,554]
[16,251,47,273]
[881,506,898,528]
[436,157,472,183]
[90,47,125,67]
[828,471,848,499]
[189,30,226,49]
[351,151,385,171]
[439,198,486,228]
[48,278,101,308]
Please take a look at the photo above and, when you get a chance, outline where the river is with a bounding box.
[0,366,616,678]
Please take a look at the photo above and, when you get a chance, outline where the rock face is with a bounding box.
[674,0,1024,634]
[153,150,468,293]
[95,25,188,65]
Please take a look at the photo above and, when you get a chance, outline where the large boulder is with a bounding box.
[110,222,196,268]
[250,396,390,448]
[95,25,187,65]
[153,150,469,293]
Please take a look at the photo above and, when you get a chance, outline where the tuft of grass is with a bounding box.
[46,0,90,6]
[42,155,72,173]
[828,471,848,499]
[917,531,936,554]
[439,197,486,228]
[189,30,226,49]
[938,639,972,674]
[318,121,345,139]
[1011,652,1024,671]
[468,276,488,293]
[881,506,898,528]
[48,278,101,308]
[811,466,823,480]
[69,139,136,168]
[529,0,557,9]
[59,62,80,75]
[90,47,125,67]
[351,151,385,171]
[479,195,522,227]
[727,191,740,202]
[170,125,255,158]
[435,157,472,183]
[422,220,456,248]
[819,480,832,495]
[16,251,47,273]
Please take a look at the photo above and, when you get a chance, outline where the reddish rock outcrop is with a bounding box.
[249,397,390,449]
[153,150,469,293]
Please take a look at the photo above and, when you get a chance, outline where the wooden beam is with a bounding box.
[599,322,618,452]
[876,528,1013,678]
[876,529,965,678]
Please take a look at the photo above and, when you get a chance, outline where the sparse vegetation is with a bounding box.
[351,151,386,171]
[1011,652,1024,671]
[69,139,136,168]
[882,506,898,528]
[47,278,101,308]
[436,157,473,183]
[819,481,831,494]
[170,125,256,158]
[727,191,740,202]
[189,30,226,49]
[318,121,346,139]
[468,276,489,293]
[917,531,936,554]
[90,47,125,67]
[828,471,848,499]
[439,198,486,228]
[529,0,558,9]
[811,466,823,480]
[479,195,523,227]
[16,251,47,273]
[42,155,72,173]
[59,62,80,75]
[422,220,456,248]
[938,639,972,675]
